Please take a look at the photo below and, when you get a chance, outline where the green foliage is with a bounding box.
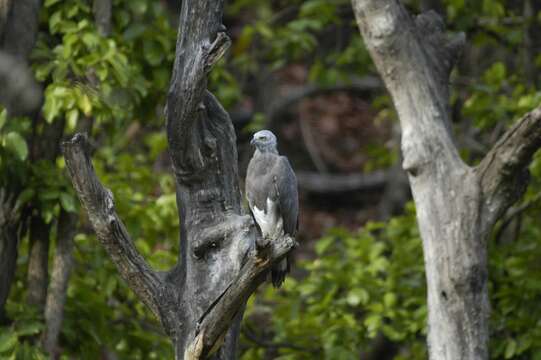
[243,204,427,359]
[33,0,175,129]
[463,62,541,131]
[488,188,541,359]
[2,0,541,359]
[2,0,177,358]
[243,195,541,359]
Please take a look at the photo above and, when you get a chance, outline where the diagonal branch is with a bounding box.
[477,106,541,224]
[185,234,296,359]
[62,133,169,320]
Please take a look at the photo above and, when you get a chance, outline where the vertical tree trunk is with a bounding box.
[26,115,65,308]
[42,210,77,355]
[352,1,541,359]
[26,216,50,308]
[0,199,18,323]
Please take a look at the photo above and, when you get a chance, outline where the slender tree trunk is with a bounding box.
[26,215,50,308]
[42,210,77,355]
[352,1,541,359]
[0,198,18,323]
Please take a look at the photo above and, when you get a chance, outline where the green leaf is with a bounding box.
[4,132,28,160]
[0,332,17,353]
[44,0,62,7]
[16,189,35,206]
[143,41,164,66]
[60,193,77,212]
[315,236,334,255]
[77,93,92,115]
[0,108,6,130]
[384,293,397,308]
[67,109,79,131]
[347,289,369,306]
[504,339,517,359]
[43,93,61,123]
[15,322,43,336]
[49,11,62,33]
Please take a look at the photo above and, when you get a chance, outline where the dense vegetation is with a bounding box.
[1,0,541,359]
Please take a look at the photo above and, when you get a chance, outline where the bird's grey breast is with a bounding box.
[246,152,280,209]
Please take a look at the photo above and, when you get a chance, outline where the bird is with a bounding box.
[245,130,299,288]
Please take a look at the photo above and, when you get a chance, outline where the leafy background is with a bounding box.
[1,0,541,359]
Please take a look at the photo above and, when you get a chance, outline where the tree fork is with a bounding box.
[64,1,295,359]
[352,0,541,359]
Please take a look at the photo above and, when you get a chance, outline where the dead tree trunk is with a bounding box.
[352,1,541,359]
[63,1,295,359]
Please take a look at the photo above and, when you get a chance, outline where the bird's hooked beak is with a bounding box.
[250,137,256,146]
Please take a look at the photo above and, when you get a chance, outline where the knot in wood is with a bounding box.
[203,136,218,158]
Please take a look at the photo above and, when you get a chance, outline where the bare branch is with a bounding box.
[267,78,382,123]
[189,234,296,359]
[297,170,387,193]
[299,118,328,173]
[494,191,541,243]
[477,106,541,223]
[62,133,167,319]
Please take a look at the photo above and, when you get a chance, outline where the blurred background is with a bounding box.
[1,0,541,359]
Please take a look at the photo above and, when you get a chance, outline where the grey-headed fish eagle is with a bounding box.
[246,130,299,287]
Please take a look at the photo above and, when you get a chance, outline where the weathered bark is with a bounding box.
[63,2,295,359]
[0,0,41,115]
[0,190,20,324]
[42,210,77,355]
[351,1,541,359]
[26,216,50,308]
[26,118,66,309]
[0,224,17,323]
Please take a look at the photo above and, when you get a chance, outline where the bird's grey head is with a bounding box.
[251,130,278,153]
